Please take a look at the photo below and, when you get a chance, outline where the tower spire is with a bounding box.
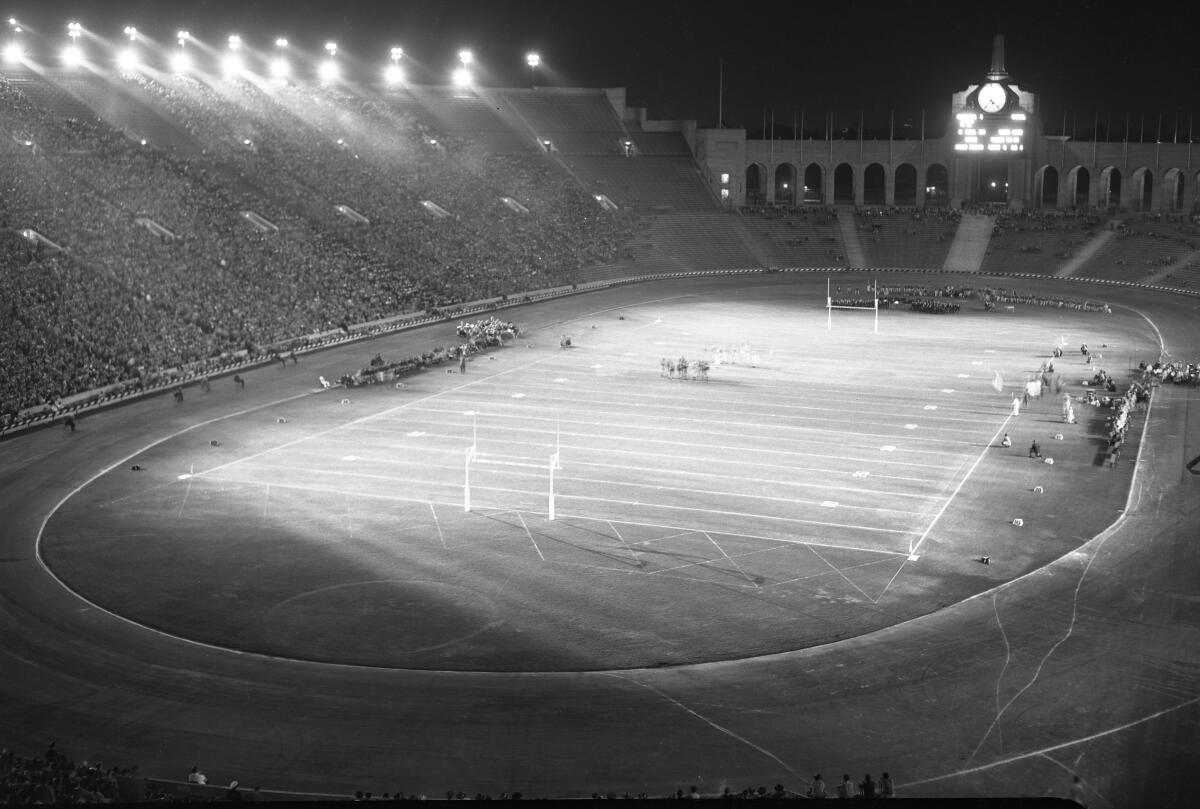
[987,34,1009,81]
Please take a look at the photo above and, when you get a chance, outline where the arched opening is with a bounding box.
[1131,168,1154,211]
[863,163,886,206]
[1036,165,1059,208]
[774,163,798,206]
[894,164,917,206]
[1162,169,1184,211]
[745,163,767,206]
[924,164,949,206]
[833,163,855,205]
[1069,167,1091,208]
[1100,167,1122,210]
[803,163,824,204]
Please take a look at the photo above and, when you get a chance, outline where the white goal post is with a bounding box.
[826,277,879,333]
[464,447,560,520]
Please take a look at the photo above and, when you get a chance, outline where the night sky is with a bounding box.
[9,0,1198,134]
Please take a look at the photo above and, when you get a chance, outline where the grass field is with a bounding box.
[41,277,1154,671]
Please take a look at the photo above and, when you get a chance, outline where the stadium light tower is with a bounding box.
[319,40,339,82]
[526,52,540,88]
[384,45,404,84]
[171,30,192,74]
[452,48,474,87]
[269,37,290,79]
[3,17,23,65]
[117,25,139,71]
[62,22,84,67]
[222,33,244,77]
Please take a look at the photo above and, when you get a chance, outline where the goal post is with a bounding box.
[826,277,879,333]
[464,448,560,520]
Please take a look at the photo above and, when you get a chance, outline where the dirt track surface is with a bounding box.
[2,273,1198,805]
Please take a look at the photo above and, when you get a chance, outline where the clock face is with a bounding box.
[978,82,1007,113]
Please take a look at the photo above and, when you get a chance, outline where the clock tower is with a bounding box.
[950,35,1038,205]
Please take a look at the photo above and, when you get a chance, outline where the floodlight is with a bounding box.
[526,52,540,68]
[177,30,189,43]
[227,34,241,50]
[458,49,473,65]
[123,25,137,41]
[275,37,288,48]
[67,22,82,40]
[324,41,337,56]
[318,59,339,81]
[384,63,404,84]
[170,50,192,74]
[2,42,22,64]
[451,66,472,87]
[390,46,403,61]
[117,47,138,70]
[61,44,83,66]
[269,57,290,78]
[221,52,244,76]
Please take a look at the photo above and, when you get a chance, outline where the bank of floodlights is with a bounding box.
[221,34,244,77]
[452,48,473,87]
[117,25,139,70]
[526,51,540,86]
[62,22,84,67]
[170,30,192,74]
[318,41,339,81]
[384,45,404,84]
[3,17,23,64]
[269,38,290,79]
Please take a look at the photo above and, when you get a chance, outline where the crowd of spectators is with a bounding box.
[1,742,905,803]
[0,742,144,804]
[1144,358,1199,385]
[1,73,635,422]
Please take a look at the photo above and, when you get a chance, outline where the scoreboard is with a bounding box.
[954,81,1029,153]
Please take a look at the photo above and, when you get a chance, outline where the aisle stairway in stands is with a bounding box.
[837,213,867,267]
[942,213,992,272]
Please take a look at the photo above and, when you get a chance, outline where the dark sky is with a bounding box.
[11,0,1198,132]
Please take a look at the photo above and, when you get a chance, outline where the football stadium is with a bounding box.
[1,7,1198,806]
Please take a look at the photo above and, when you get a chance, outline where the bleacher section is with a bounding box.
[385,87,535,153]
[978,210,1109,277]
[743,209,849,267]
[627,130,692,156]
[567,155,719,213]
[578,213,762,280]
[6,68,204,154]
[854,208,958,269]
[497,89,628,154]
[1072,217,1200,282]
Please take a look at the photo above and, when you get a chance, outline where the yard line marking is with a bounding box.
[212,463,924,536]
[606,521,641,565]
[429,501,447,549]
[516,511,545,561]
[195,352,562,479]
[906,414,1014,560]
[176,474,195,519]
[703,532,761,587]
[807,544,875,602]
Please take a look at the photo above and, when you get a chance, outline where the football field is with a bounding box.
[41,277,1150,670]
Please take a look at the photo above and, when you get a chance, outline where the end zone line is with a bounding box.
[905,414,1014,562]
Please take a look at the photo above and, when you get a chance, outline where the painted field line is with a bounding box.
[806,544,875,602]
[766,555,902,588]
[606,521,641,564]
[429,501,447,549]
[516,511,545,561]
[195,351,561,479]
[349,419,974,471]
[905,414,1014,561]
[225,460,932,519]
[397,397,1006,440]
[420,383,1004,429]
[331,428,944,485]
